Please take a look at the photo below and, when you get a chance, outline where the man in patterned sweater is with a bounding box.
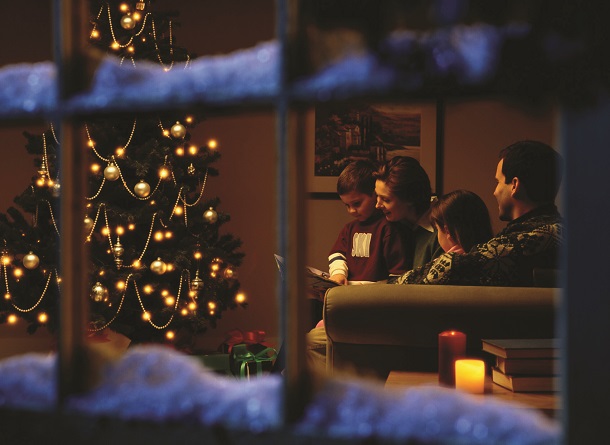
[394,140,563,286]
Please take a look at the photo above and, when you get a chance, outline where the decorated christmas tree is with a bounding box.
[0,0,246,349]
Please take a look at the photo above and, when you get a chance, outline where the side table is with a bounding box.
[385,371,560,418]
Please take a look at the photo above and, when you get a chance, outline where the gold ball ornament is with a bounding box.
[104,163,120,181]
[113,241,124,258]
[120,14,136,30]
[84,216,94,231]
[91,282,109,303]
[150,257,167,275]
[23,252,40,270]
[134,180,151,198]
[223,267,237,279]
[203,207,218,224]
[170,121,186,139]
[191,270,204,292]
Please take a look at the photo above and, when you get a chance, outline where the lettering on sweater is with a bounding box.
[352,232,372,258]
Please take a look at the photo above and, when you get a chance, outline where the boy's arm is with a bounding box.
[328,252,348,284]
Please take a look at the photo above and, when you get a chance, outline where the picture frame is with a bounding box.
[307,102,438,196]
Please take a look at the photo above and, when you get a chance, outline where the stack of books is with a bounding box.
[481,338,560,392]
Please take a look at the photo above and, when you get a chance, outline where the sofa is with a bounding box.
[323,283,559,379]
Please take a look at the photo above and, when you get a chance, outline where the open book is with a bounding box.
[274,254,340,300]
[274,254,374,300]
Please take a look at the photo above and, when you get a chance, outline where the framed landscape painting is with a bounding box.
[307,102,438,195]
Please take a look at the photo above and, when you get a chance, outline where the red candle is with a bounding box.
[438,330,467,386]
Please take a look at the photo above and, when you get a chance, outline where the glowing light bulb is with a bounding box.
[116,280,126,290]
[127,46,135,53]
[175,147,184,156]
[165,331,175,340]
[188,145,198,155]
[36,177,46,187]
[101,227,110,236]
[185,116,193,123]
[164,231,173,239]
[208,139,218,149]
[38,312,48,324]
[159,167,169,179]
[87,139,95,147]
[166,264,174,272]
[163,129,170,137]
[181,308,188,316]
[154,231,164,241]
[132,11,142,20]
[1,255,11,265]
[174,206,183,216]
[120,3,129,12]
[132,259,141,268]
[142,311,151,321]
[7,314,17,324]
[91,164,101,173]
[165,296,175,306]
[111,42,120,50]
[194,252,202,260]
[116,226,125,235]
[13,268,23,278]
[4,293,11,300]
[116,147,125,157]
[188,302,197,311]
[208,302,216,310]
[128,224,136,231]
[235,292,246,303]
[90,29,100,39]
[143,284,153,294]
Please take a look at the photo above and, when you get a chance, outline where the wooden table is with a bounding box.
[386,371,560,418]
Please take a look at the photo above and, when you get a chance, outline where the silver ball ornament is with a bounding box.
[150,257,167,275]
[91,282,109,303]
[104,164,120,181]
[170,121,186,139]
[134,180,151,198]
[203,207,218,224]
[23,252,40,270]
[120,14,136,30]
[51,182,61,198]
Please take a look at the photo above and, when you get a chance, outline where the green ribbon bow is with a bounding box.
[232,343,277,379]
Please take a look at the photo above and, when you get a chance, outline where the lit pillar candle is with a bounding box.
[455,359,485,394]
[438,330,466,386]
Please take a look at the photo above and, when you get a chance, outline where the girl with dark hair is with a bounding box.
[430,190,493,253]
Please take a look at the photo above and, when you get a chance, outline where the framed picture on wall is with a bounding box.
[307,102,438,196]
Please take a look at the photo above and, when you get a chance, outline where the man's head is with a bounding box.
[374,156,431,224]
[337,160,378,221]
[494,140,564,221]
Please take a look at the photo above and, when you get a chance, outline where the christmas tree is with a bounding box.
[0,0,246,349]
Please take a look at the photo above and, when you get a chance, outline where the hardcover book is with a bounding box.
[491,367,559,392]
[495,357,559,375]
[481,338,559,359]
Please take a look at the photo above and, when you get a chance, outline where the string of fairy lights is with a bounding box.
[0,2,246,340]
